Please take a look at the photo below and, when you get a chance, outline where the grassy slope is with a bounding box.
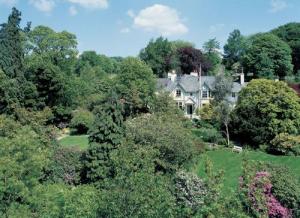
[192,149,300,193]
[59,135,89,150]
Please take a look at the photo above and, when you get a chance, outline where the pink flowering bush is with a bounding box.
[240,171,291,218]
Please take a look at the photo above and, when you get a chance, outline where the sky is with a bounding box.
[0,0,300,57]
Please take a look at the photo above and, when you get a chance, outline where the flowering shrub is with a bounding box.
[270,133,300,156]
[241,171,291,218]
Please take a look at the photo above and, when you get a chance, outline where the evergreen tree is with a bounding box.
[83,92,124,183]
[0,8,24,79]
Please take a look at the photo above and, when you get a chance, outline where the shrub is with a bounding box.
[231,79,300,147]
[43,147,83,185]
[192,128,224,144]
[268,165,300,217]
[270,133,300,156]
[70,109,94,134]
[126,114,195,172]
[173,170,207,216]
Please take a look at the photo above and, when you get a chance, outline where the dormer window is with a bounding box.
[202,90,208,98]
[176,89,181,97]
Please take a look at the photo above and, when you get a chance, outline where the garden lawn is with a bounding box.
[192,149,300,194]
[59,135,89,150]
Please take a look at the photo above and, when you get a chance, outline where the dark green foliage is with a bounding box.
[126,114,195,172]
[83,93,124,183]
[70,109,94,134]
[140,37,174,78]
[268,165,300,216]
[231,79,300,146]
[223,29,247,70]
[116,57,156,117]
[272,22,300,73]
[88,93,124,146]
[0,70,21,114]
[0,7,24,79]
[43,147,83,185]
[244,33,293,79]
[98,143,177,217]
[203,38,222,73]
[25,55,64,109]
[192,128,224,144]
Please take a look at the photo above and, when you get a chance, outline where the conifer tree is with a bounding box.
[0,8,24,79]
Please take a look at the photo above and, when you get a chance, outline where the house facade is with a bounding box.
[157,71,246,118]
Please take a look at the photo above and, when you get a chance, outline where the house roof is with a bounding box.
[157,74,245,93]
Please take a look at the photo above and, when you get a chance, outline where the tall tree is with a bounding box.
[231,79,300,146]
[0,7,25,79]
[203,38,222,73]
[223,29,247,70]
[243,33,293,79]
[140,37,174,78]
[83,92,124,183]
[177,47,211,74]
[26,25,78,74]
[116,57,156,116]
[272,23,300,74]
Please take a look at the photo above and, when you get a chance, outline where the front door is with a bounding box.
[187,104,193,115]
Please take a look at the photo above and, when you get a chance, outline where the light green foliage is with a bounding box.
[26,25,78,74]
[270,133,300,155]
[244,33,293,79]
[116,57,156,116]
[98,143,177,217]
[29,184,99,218]
[70,108,94,134]
[0,116,49,214]
[272,22,300,73]
[151,91,182,116]
[126,114,195,172]
[223,29,248,70]
[140,37,174,78]
[231,79,300,146]
[75,51,120,75]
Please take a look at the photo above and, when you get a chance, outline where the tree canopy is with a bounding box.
[243,33,293,79]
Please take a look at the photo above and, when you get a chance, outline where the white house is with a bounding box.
[157,71,246,118]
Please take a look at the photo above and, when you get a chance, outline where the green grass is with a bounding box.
[59,135,89,150]
[192,149,300,193]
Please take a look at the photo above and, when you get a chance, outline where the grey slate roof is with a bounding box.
[157,75,245,93]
